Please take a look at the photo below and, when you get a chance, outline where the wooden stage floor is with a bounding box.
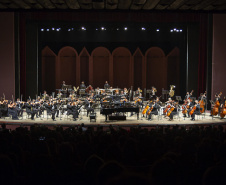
[1,110,226,128]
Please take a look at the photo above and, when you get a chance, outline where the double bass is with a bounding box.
[211,92,222,116]
[220,97,226,119]
[199,91,206,114]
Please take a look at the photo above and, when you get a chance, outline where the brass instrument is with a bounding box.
[169,85,175,97]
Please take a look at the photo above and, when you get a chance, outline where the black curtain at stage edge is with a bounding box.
[18,12,208,100]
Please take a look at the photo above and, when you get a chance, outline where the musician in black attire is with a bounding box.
[67,102,79,121]
[8,102,19,120]
[148,100,160,121]
[84,97,94,117]
[15,98,24,117]
[45,101,56,121]
[0,100,8,118]
[190,100,201,121]
[104,81,110,89]
[168,102,179,121]
[25,100,36,120]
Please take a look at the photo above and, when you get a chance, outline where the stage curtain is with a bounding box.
[197,14,208,95]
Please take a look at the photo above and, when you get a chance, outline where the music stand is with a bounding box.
[162,88,169,100]
[176,96,182,102]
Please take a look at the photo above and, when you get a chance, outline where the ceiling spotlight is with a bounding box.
[173,28,176,31]
[68,29,71,31]
[180,29,183,32]
[141,27,146,30]
[96,28,98,30]
[41,28,44,31]
[116,28,119,31]
[81,27,86,30]
[170,30,173,32]
[124,27,127,31]
[101,27,105,30]
[156,29,159,32]
[46,29,49,31]
[52,28,55,31]
[176,30,179,32]
[71,28,74,30]
[56,29,60,31]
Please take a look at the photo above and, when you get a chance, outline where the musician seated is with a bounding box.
[80,81,86,89]
[0,100,9,118]
[25,100,37,120]
[57,90,63,99]
[61,81,66,89]
[42,90,49,101]
[135,87,142,97]
[67,102,79,121]
[45,101,56,121]
[165,100,178,121]
[84,97,94,117]
[148,100,160,121]
[104,81,110,89]
[15,98,24,117]
[190,100,201,121]
[8,102,19,120]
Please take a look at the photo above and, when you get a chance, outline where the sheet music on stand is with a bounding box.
[176,96,182,103]
[162,88,169,100]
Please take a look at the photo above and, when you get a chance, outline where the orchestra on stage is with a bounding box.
[0,80,226,122]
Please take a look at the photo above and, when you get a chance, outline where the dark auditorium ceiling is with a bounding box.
[0,0,226,12]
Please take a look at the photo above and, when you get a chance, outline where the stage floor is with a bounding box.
[1,109,226,128]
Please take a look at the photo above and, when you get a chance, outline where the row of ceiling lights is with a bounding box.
[40,27,183,32]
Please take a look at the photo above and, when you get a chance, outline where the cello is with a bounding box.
[142,102,150,115]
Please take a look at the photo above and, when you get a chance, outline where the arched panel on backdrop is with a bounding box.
[133,48,144,90]
[167,47,180,96]
[79,47,90,86]
[91,47,110,88]
[145,47,166,96]
[42,46,57,94]
[112,47,132,88]
[57,46,78,89]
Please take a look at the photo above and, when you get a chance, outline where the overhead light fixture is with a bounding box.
[124,27,127,31]
[52,28,55,31]
[116,28,119,31]
[68,29,71,31]
[101,27,105,30]
[180,29,183,32]
[141,27,146,30]
[46,29,49,31]
[156,29,159,32]
[81,27,86,30]
[41,28,44,31]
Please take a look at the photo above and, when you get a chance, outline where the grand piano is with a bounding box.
[100,106,139,121]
